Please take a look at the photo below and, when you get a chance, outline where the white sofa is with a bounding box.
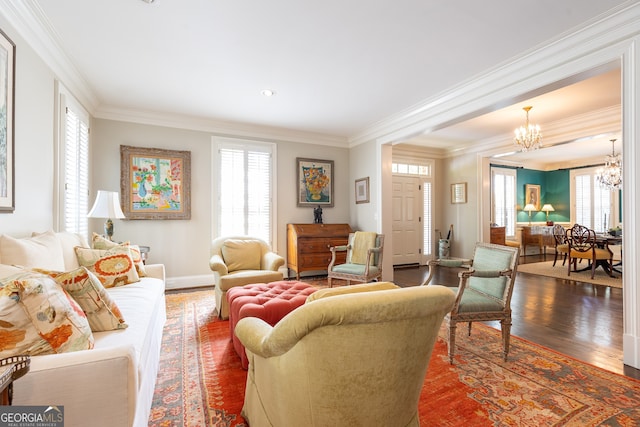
[0,231,166,427]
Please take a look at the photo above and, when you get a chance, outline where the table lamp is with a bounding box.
[541,204,555,225]
[523,203,536,226]
[87,190,126,241]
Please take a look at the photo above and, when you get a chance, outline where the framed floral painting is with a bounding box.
[296,158,334,207]
[120,145,191,219]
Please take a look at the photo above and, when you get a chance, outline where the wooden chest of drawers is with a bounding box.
[287,223,352,280]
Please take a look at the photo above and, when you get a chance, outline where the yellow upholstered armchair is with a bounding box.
[235,282,456,427]
[327,231,384,287]
[209,236,284,319]
[423,242,519,364]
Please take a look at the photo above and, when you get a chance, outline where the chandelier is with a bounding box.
[514,106,542,151]
[595,139,622,190]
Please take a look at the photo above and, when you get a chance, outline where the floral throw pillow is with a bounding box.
[0,270,94,358]
[36,267,128,331]
[75,246,140,288]
[91,233,147,277]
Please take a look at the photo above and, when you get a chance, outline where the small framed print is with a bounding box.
[355,177,369,204]
[451,182,467,204]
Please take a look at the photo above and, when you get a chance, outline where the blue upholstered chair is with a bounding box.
[422,242,520,363]
[327,232,384,287]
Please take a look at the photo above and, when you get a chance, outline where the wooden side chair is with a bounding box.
[567,224,613,279]
[327,232,384,287]
[422,242,519,363]
[552,224,569,266]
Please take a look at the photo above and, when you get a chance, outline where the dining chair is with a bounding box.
[567,224,613,279]
[552,224,569,266]
[422,242,519,363]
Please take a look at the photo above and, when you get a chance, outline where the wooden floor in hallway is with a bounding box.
[392,254,640,380]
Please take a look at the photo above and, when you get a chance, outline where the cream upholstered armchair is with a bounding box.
[327,231,384,287]
[423,242,519,364]
[235,282,456,427]
[209,236,284,319]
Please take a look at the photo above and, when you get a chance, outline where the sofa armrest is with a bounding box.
[143,263,165,282]
[209,254,228,276]
[13,345,138,427]
[262,252,285,271]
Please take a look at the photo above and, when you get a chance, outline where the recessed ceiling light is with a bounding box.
[261,89,276,97]
[141,0,155,3]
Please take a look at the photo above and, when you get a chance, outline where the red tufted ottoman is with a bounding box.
[227,281,317,369]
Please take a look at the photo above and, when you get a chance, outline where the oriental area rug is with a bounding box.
[149,289,640,427]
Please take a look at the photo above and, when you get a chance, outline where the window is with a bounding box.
[56,85,90,238]
[423,181,432,257]
[571,167,617,232]
[491,167,516,238]
[214,138,275,245]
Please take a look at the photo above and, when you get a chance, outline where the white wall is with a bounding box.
[91,119,350,287]
[0,16,56,236]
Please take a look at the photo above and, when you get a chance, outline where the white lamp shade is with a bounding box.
[541,204,555,212]
[523,204,536,212]
[87,191,126,219]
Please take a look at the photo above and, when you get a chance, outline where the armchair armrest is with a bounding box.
[208,254,228,276]
[328,245,350,269]
[460,269,512,279]
[262,251,285,271]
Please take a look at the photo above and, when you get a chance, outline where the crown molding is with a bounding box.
[0,0,99,112]
[350,1,639,147]
[95,106,350,147]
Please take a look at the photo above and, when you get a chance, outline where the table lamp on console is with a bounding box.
[541,204,555,226]
[88,190,126,241]
[523,204,536,226]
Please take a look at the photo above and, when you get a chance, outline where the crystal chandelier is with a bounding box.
[596,139,622,190]
[513,106,542,152]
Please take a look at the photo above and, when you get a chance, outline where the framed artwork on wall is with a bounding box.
[0,29,15,213]
[525,184,541,211]
[120,145,191,220]
[355,177,370,204]
[451,182,467,204]
[296,158,334,207]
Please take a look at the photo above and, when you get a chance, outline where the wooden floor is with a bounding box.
[393,254,640,379]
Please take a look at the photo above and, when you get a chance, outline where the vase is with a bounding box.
[139,182,147,198]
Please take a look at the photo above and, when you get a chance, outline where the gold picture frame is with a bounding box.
[355,177,370,204]
[451,182,467,204]
[525,184,541,211]
[120,145,191,220]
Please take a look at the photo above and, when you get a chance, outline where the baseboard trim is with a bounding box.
[166,274,214,291]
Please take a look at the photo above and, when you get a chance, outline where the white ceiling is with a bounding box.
[21,0,629,164]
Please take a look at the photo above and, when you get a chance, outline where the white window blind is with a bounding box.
[218,142,273,244]
[63,106,90,236]
[491,167,516,238]
[573,168,612,232]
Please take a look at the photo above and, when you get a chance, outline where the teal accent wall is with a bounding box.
[516,168,570,223]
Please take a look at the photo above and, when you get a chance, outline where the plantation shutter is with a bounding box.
[491,167,516,238]
[573,168,612,232]
[422,181,432,256]
[63,106,90,236]
[218,142,272,244]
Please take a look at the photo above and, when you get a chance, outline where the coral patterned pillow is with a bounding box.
[75,246,140,288]
[0,270,94,358]
[91,233,147,277]
[35,267,128,331]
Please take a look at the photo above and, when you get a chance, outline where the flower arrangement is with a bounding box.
[303,166,330,201]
